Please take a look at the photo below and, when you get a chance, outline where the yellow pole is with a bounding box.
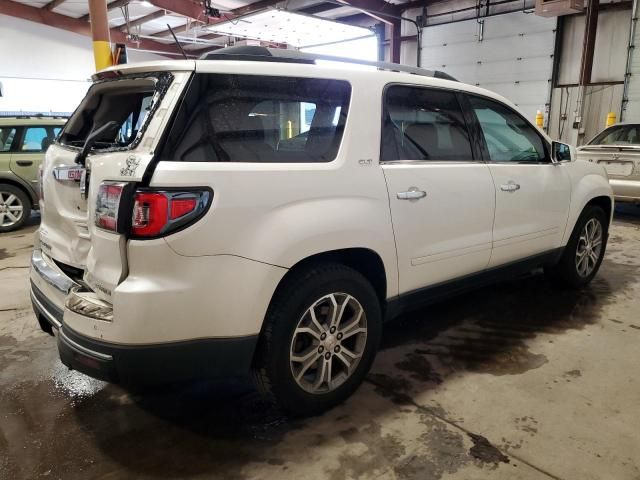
[287,120,293,139]
[535,110,544,128]
[88,0,113,71]
[606,112,616,128]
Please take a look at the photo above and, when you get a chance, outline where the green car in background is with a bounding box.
[0,116,67,232]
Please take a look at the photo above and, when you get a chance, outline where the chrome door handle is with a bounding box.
[397,187,427,200]
[500,182,520,192]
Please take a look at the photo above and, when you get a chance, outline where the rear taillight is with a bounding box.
[131,190,210,238]
[95,181,211,238]
[38,166,44,202]
[95,182,129,232]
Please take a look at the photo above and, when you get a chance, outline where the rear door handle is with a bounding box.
[500,182,520,192]
[16,160,33,167]
[397,187,427,200]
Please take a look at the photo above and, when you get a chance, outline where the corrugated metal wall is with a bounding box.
[622,1,640,120]
[552,7,631,144]
[403,12,557,122]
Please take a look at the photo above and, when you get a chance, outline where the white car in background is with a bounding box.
[30,46,613,416]
[577,123,640,204]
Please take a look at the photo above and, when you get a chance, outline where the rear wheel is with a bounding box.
[253,263,382,416]
[0,184,30,233]
[545,205,608,288]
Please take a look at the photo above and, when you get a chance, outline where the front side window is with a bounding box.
[0,127,16,152]
[468,95,547,163]
[382,85,473,162]
[589,124,640,146]
[160,74,351,163]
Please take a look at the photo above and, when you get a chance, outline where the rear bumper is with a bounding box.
[56,322,258,385]
[30,248,261,385]
[610,178,640,202]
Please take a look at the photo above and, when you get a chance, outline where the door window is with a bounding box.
[468,96,547,163]
[382,86,473,162]
[20,127,48,152]
[0,127,17,152]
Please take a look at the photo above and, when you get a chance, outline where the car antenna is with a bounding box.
[167,24,188,60]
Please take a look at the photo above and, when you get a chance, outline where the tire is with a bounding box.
[0,184,31,233]
[545,205,608,288]
[253,263,382,417]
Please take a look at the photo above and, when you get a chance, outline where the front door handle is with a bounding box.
[500,182,520,193]
[16,160,33,167]
[397,187,427,200]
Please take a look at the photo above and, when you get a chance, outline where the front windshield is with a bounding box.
[589,124,640,146]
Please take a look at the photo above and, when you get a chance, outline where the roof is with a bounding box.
[0,116,67,126]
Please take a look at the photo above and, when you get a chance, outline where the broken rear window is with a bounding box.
[57,73,173,152]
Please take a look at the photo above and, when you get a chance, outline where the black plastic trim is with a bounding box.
[57,324,259,385]
[385,248,564,321]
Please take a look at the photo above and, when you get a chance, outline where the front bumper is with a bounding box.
[30,249,259,385]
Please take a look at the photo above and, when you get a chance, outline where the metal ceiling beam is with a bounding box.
[0,0,190,58]
[297,2,343,14]
[332,0,400,25]
[43,0,67,11]
[79,0,128,21]
[117,9,167,31]
[149,0,285,38]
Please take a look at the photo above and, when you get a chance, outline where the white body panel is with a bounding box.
[382,163,495,293]
[33,58,613,349]
[487,163,571,267]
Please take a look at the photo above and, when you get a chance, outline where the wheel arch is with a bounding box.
[0,174,37,208]
[271,248,388,308]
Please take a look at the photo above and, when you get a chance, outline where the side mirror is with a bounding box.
[552,141,574,163]
[75,120,120,166]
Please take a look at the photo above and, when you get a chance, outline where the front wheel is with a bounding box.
[253,263,382,416]
[545,205,608,288]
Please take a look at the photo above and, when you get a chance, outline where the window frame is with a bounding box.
[379,83,481,164]
[463,93,552,165]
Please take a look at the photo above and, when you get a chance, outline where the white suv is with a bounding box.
[31,47,613,415]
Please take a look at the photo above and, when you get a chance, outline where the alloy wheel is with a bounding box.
[575,217,603,278]
[289,292,368,394]
[0,191,24,228]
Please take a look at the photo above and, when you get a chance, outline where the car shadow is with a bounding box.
[60,244,638,478]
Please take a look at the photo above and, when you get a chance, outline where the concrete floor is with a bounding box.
[1,210,639,480]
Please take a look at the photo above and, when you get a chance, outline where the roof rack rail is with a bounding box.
[200,46,457,82]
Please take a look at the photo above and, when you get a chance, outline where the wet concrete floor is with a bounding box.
[1,209,639,479]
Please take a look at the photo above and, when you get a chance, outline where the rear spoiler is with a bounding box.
[92,60,196,81]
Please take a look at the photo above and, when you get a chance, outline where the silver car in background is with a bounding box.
[577,123,640,204]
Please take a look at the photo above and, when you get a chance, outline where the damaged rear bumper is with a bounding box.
[29,248,259,385]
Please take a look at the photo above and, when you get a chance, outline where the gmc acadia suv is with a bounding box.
[30,47,613,415]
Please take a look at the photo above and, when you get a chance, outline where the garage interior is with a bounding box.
[1,0,640,478]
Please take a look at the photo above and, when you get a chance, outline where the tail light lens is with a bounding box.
[131,190,210,238]
[95,182,129,232]
[95,181,211,238]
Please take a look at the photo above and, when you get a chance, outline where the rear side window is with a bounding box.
[381,86,473,162]
[468,95,547,163]
[20,127,48,152]
[160,74,351,163]
[0,127,16,152]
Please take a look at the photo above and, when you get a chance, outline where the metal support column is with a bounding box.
[88,0,113,71]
